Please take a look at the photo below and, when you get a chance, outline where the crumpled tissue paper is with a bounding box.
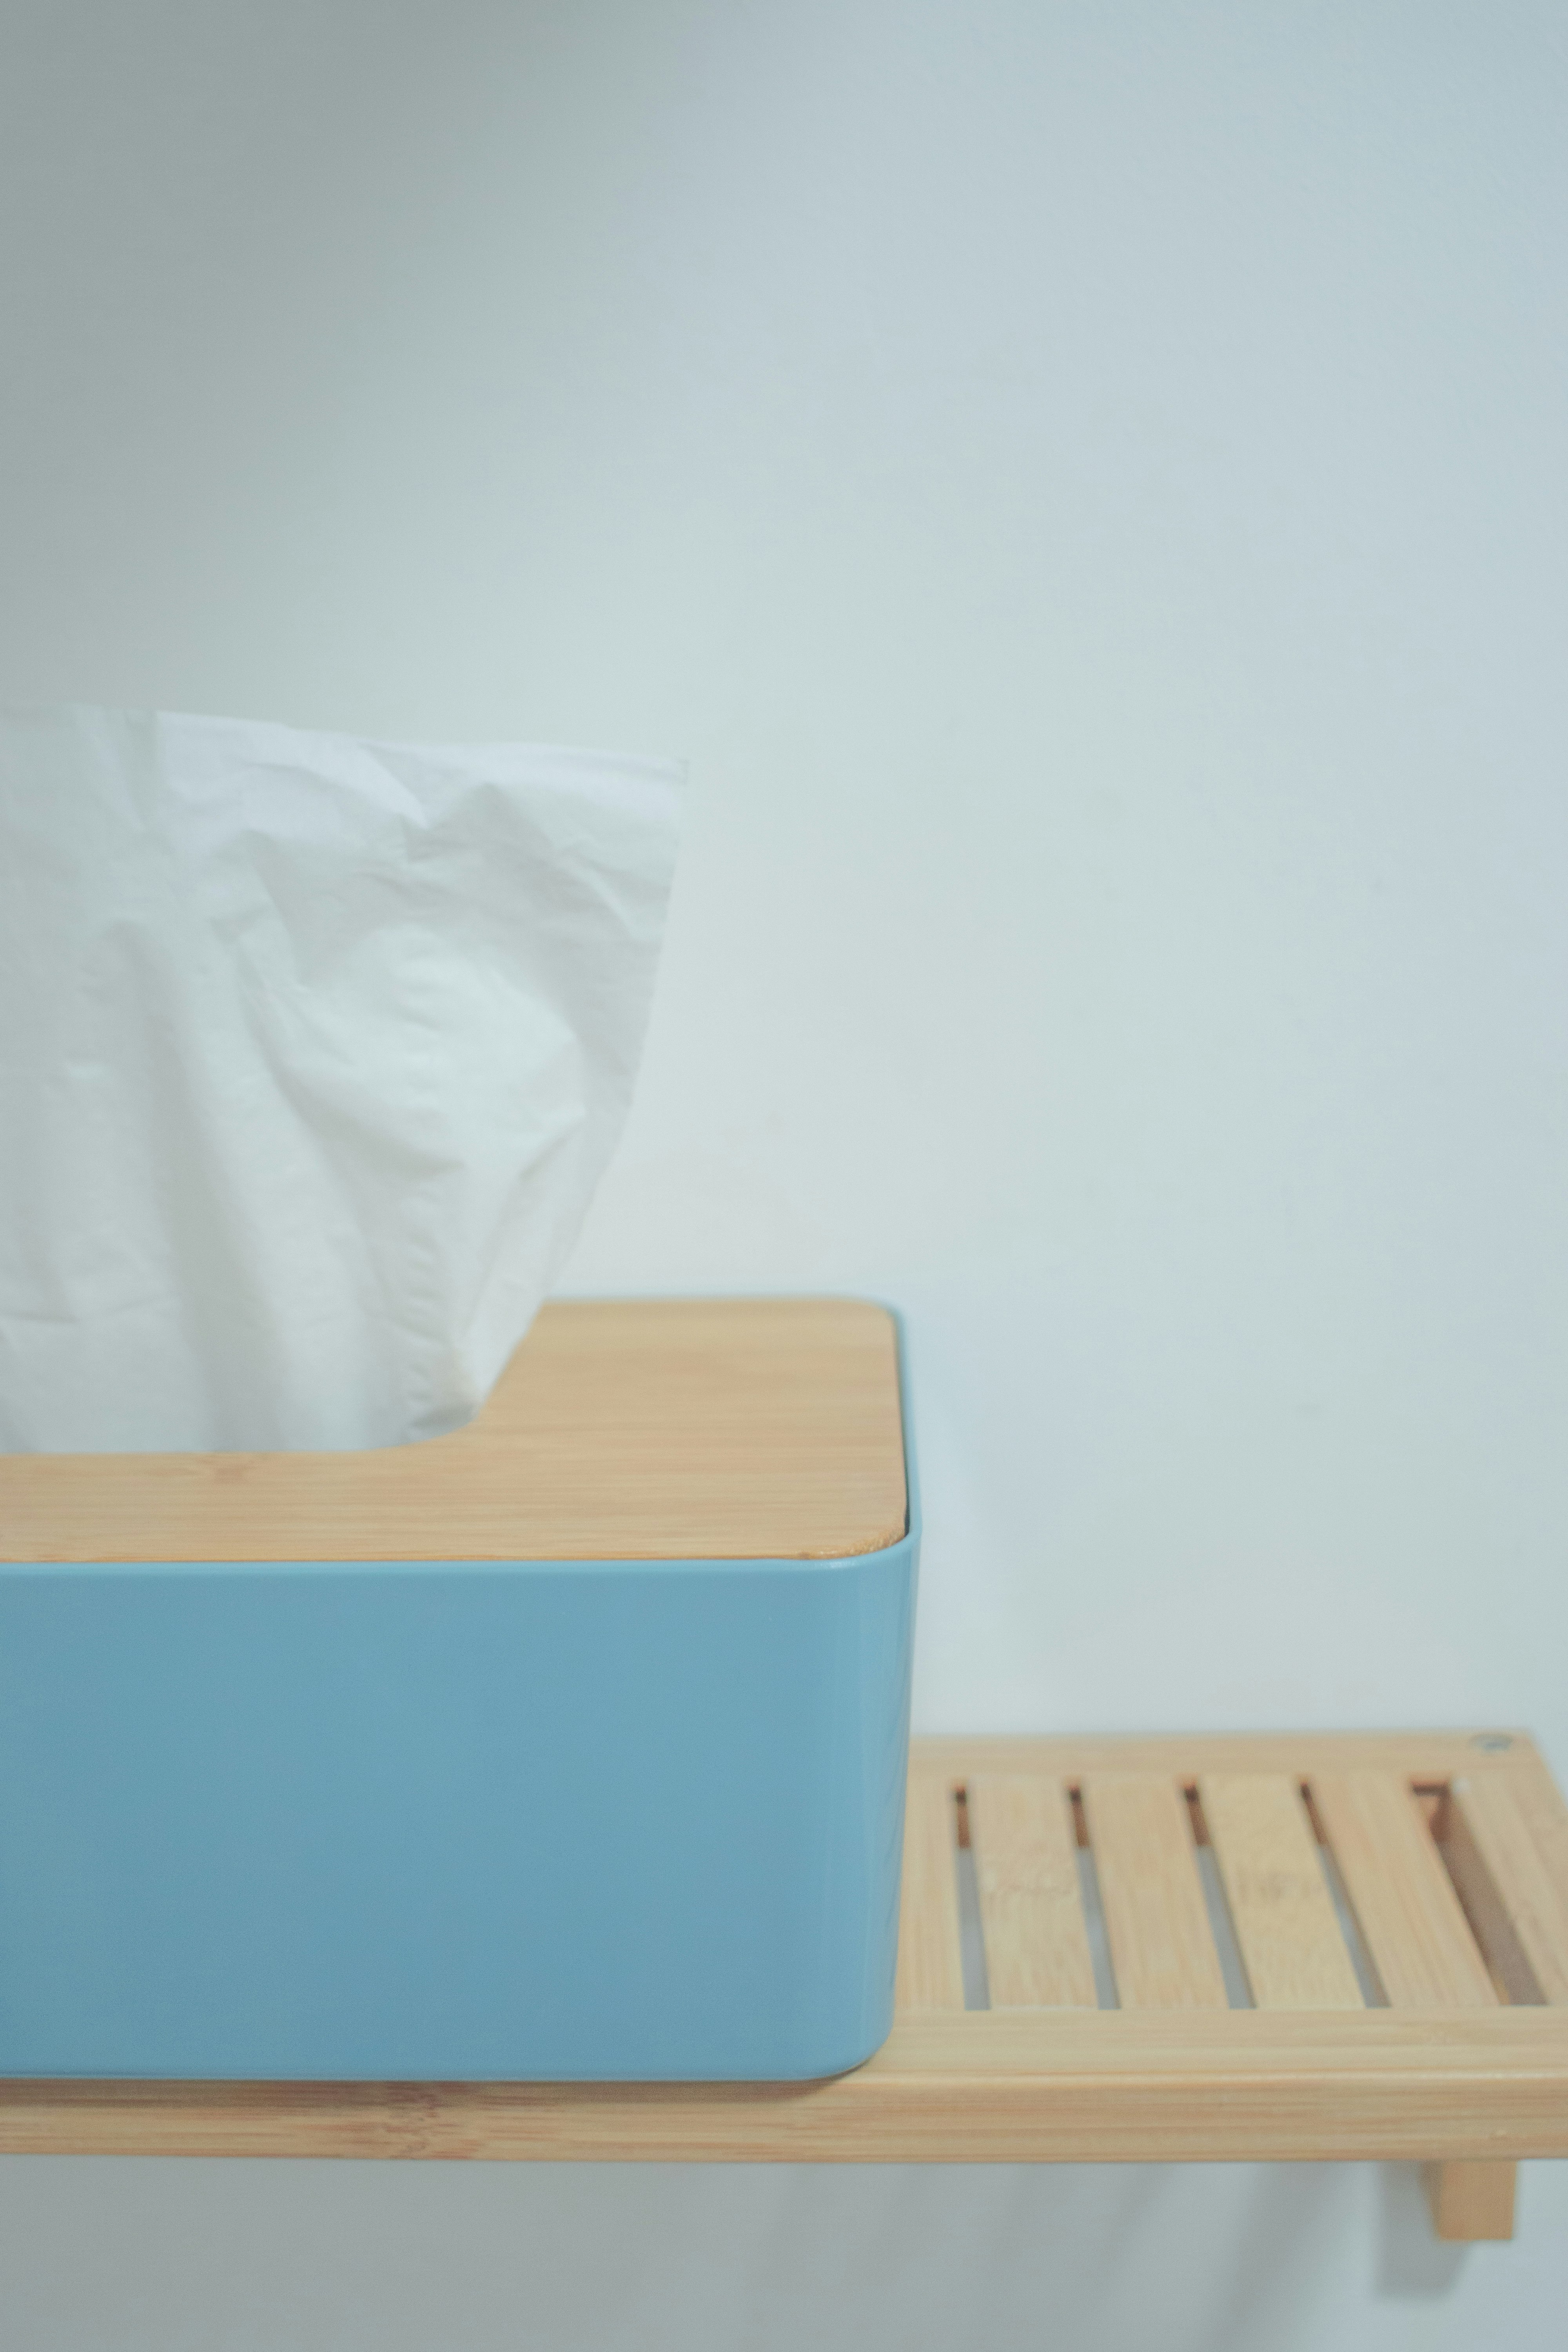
[0,704,681,1452]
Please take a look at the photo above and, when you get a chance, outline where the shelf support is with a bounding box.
[1423,2160,1517,2243]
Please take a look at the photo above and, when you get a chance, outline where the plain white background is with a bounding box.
[1,3,1564,2343]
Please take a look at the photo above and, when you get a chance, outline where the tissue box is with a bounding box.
[0,1299,917,2081]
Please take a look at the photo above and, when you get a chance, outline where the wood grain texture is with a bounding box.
[894,1776,964,2013]
[1450,1773,1568,2005]
[1438,1787,1549,2005]
[1082,1777,1229,2010]
[1312,1773,1496,2010]
[1200,1775,1363,2011]
[967,1775,1097,2008]
[3,2011,1566,2163]
[1423,2159,1517,2242]
[0,1298,908,1564]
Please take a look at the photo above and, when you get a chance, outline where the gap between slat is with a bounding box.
[952,1793,993,2011]
[1069,1785,1121,2009]
[1185,1788,1254,2009]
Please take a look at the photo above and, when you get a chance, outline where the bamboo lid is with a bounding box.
[0,1297,908,1564]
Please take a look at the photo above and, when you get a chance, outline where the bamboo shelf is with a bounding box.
[4,1731,1566,2244]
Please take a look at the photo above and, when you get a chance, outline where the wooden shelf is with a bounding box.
[4,1730,1565,2244]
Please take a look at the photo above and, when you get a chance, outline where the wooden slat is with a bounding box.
[2,2011,1566,2164]
[1423,2160,1517,2242]
[1082,1776,1228,2010]
[895,1776,964,2013]
[967,1775,1096,2008]
[0,1298,909,1564]
[1450,1773,1568,2005]
[1438,1787,1548,2004]
[1200,1774,1363,2011]
[1312,1772,1495,2009]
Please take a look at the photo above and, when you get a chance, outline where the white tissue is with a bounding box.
[0,705,681,1452]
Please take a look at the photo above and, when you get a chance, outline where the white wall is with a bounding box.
[2,4,1564,2343]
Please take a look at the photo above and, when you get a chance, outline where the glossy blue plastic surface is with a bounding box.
[0,1351,918,2082]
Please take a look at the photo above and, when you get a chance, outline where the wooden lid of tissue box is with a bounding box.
[0,1298,907,1564]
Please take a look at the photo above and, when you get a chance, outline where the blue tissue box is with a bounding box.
[0,1299,916,2081]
